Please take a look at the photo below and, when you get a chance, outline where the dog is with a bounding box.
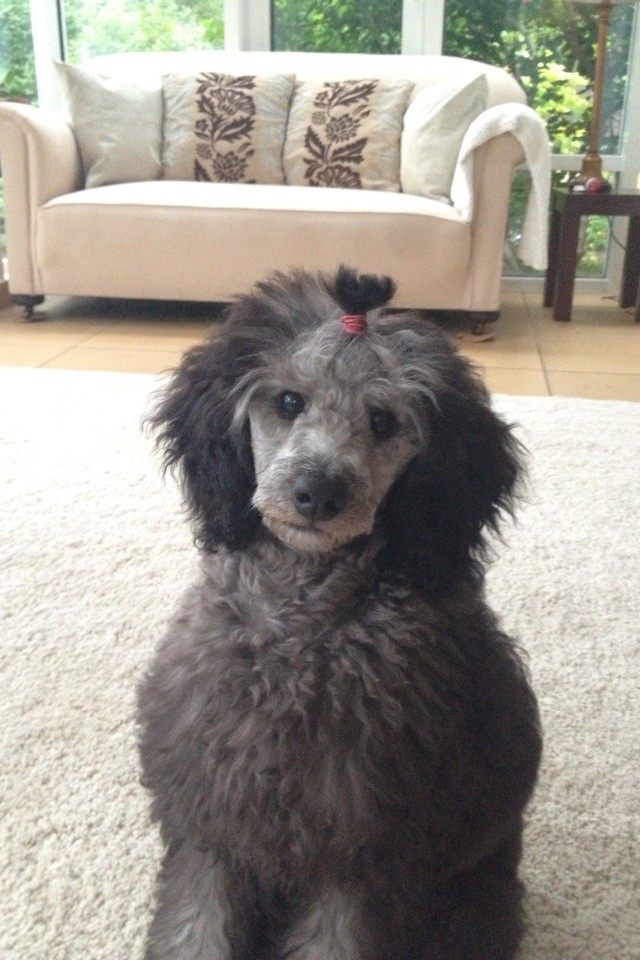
[138,266,542,960]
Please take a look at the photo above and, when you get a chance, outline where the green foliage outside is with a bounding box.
[0,0,636,273]
[272,0,401,54]
[443,0,633,276]
[0,0,37,101]
[0,0,224,102]
[64,0,224,64]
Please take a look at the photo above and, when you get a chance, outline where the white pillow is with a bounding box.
[55,61,163,189]
[162,72,295,184]
[400,74,489,202]
[283,78,414,192]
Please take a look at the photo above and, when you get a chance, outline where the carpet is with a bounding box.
[1,366,638,960]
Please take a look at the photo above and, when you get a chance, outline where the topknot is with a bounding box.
[323,265,396,316]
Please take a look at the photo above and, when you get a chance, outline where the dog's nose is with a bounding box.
[292,472,348,522]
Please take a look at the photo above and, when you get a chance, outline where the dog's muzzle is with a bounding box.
[291,469,349,522]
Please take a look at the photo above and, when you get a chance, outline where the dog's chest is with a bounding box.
[192,546,438,726]
[158,549,454,859]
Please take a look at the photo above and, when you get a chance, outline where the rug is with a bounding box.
[1,366,638,960]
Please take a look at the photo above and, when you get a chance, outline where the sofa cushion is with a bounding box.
[283,78,413,191]
[400,74,488,202]
[161,72,295,184]
[55,61,162,189]
[37,182,469,305]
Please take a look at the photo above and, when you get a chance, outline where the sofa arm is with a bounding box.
[452,103,551,283]
[461,132,526,311]
[0,103,82,295]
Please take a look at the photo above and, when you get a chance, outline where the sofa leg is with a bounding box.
[468,310,499,337]
[12,295,45,321]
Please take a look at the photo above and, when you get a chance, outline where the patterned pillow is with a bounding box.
[162,72,295,184]
[283,78,414,192]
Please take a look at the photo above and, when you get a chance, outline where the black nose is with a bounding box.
[292,472,349,522]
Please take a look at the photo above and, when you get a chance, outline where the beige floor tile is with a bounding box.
[479,367,550,396]
[528,295,636,330]
[1,341,58,366]
[546,371,640,401]
[1,286,638,401]
[496,284,527,308]
[38,346,185,374]
[0,307,100,340]
[85,326,211,351]
[457,329,542,371]
[537,326,640,375]
[526,291,640,376]
[0,325,99,351]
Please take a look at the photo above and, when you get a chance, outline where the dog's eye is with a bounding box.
[276,391,305,420]
[369,408,398,441]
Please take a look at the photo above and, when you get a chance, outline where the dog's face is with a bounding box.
[148,267,522,587]
[245,326,424,552]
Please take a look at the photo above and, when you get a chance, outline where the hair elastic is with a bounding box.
[341,313,368,335]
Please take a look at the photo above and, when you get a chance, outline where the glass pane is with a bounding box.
[272,0,401,53]
[443,0,635,157]
[0,0,36,102]
[64,0,224,62]
[442,0,635,277]
[1,0,37,271]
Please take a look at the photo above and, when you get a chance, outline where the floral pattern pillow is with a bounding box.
[162,72,295,184]
[283,78,413,191]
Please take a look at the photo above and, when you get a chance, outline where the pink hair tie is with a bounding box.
[341,313,368,335]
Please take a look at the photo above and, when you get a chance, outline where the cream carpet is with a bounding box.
[1,366,638,960]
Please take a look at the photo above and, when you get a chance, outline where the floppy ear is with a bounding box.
[145,328,261,551]
[379,365,523,592]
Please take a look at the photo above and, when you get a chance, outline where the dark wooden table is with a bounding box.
[544,186,640,322]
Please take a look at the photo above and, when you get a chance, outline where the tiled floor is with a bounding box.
[1,286,639,400]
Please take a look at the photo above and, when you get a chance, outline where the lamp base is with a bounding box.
[570,154,611,193]
[580,154,603,180]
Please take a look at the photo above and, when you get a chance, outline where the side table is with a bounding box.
[543,186,640,322]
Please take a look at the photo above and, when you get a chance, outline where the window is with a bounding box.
[271,0,401,53]
[442,0,637,277]
[64,0,224,61]
[1,0,37,102]
[1,0,37,271]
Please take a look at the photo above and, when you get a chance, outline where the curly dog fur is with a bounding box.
[138,267,542,960]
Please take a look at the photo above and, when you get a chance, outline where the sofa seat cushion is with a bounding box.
[36,182,470,305]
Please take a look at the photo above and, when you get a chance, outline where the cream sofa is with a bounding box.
[0,50,547,326]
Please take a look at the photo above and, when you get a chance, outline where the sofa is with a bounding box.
[0,50,550,328]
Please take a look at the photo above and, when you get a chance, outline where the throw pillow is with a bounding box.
[400,74,489,202]
[283,78,414,192]
[162,72,295,184]
[55,61,163,189]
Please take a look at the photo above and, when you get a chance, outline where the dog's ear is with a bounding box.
[379,361,524,592]
[145,329,261,551]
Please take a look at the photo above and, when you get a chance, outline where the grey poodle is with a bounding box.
[138,266,542,960]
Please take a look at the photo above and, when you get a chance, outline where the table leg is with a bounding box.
[620,216,640,308]
[553,208,582,322]
[544,206,562,308]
